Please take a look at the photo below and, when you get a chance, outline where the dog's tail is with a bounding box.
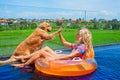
[0,57,16,66]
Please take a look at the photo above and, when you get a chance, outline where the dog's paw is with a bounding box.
[58,27,62,32]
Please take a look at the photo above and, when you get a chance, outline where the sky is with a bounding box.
[0,0,120,20]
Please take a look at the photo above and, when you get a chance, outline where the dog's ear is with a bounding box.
[40,26,45,30]
[38,22,47,30]
[38,24,45,30]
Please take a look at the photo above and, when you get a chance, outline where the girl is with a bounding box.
[12,27,94,67]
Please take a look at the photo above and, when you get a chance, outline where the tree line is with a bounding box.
[0,18,120,31]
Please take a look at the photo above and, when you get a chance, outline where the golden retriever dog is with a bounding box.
[0,22,62,65]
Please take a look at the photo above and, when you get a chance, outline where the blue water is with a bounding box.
[0,44,120,80]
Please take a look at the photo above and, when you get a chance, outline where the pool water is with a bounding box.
[0,44,120,80]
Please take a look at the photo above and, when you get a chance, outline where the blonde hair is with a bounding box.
[77,27,94,59]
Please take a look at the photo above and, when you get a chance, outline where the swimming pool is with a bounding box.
[0,44,120,80]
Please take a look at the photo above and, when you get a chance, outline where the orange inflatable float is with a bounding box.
[35,58,97,77]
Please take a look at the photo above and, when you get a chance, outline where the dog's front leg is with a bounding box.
[41,27,62,40]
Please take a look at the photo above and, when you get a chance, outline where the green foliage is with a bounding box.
[0,23,37,31]
[55,21,63,26]
[0,29,120,56]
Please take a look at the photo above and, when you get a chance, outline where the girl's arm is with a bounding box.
[55,50,79,60]
[59,32,72,48]
[55,44,87,60]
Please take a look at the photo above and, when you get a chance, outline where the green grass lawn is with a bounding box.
[0,29,120,56]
